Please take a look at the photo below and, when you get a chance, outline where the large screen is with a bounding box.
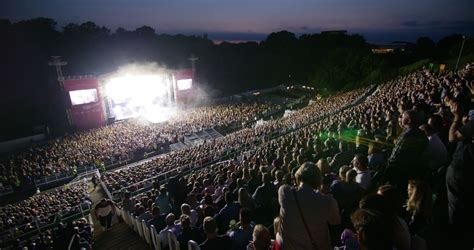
[69,89,98,105]
[177,79,192,90]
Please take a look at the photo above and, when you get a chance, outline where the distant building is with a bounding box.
[371,42,412,54]
[320,30,347,35]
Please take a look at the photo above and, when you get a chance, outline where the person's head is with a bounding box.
[238,188,250,203]
[351,209,392,250]
[377,185,404,216]
[339,141,347,152]
[204,205,215,217]
[180,214,191,229]
[181,203,191,216]
[407,180,432,216]
[338,165,351,181]
[401,110,420,128]
[252,224,272,250]
[203,216,217,235]
[295,162,321,189]
[239,208,252,226]
[419,124,435,137]
[346,169,357,183]
[316,158,330,175]
[152,206,161,217]
[262,173,272,185]
[224,191,235,204]
[273,217,281,237]
[165,213,175,226]
[359,194,387,212]
[352,154,368,171]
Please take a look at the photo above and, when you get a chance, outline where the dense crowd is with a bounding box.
[115,64,473,250]
[102,87,368,194]
[0,182,91,242]
[0,101,274,187]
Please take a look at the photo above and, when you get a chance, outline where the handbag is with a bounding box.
[293,188,319,250]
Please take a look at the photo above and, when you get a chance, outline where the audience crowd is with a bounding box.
[0,101,274,187]
[1,63,473,249]
[116,64,473,250]
[0,182,91,243]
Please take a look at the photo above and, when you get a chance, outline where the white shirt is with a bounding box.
[355,168,371,190]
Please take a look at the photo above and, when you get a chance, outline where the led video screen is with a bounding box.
[69,89,99,105]
[177,79,192,90]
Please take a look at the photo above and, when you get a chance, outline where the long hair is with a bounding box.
[406,180,432,217]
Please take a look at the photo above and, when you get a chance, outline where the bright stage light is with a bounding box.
[104,74,175,122]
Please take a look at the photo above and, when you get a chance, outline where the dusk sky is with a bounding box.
[2,0,473,43]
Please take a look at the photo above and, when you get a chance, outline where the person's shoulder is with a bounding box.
[278,184,292,193]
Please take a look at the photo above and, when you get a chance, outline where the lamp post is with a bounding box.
[455,36,466,71]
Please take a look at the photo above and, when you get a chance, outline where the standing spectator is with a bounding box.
[351,209,392,250]
[445,102,474,250]
[352,154,371,191]
[277,162,340,250]
[330,141,354,171]
[122,192,135,213]
[252,173,277,224]
[94,198,116,231]
[382,110,428,189]
[214,191,240,234]
[155,187,174,215]
[419,124,448,171]
[227,208,254,250]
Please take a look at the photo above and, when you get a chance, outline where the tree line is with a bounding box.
[0,17,471,139]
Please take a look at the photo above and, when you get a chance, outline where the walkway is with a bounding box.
[90,185,151,250]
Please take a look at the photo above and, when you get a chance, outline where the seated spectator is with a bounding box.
[406,180,432,237]
[177,214,203,250]
[147,206,166,231]
[247,224,274,250]
[181,203,198,227]
[200,216,232,250]
[159,213,182,248]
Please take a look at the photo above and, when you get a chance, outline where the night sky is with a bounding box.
[1,0,474,43]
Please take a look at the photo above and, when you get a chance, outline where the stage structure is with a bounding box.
[62,69,195,129]
[63,76,107,129]
[98,68,195,124]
